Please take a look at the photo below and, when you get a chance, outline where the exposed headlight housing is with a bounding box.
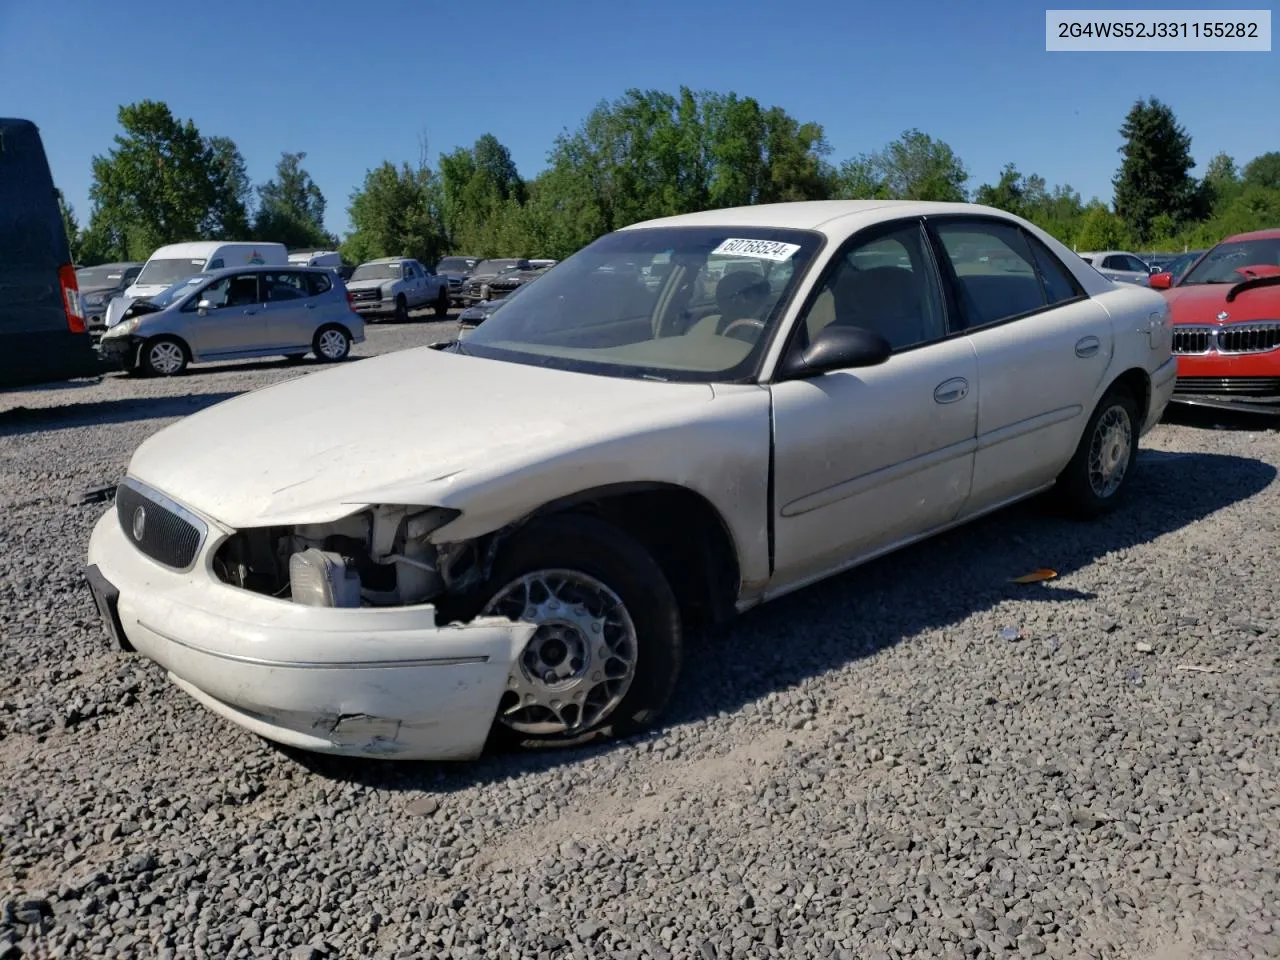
[104,317,140,337]
[289,548,363,607]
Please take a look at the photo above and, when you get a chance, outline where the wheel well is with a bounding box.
[1109,367,1151,420]
[532,484,741,633]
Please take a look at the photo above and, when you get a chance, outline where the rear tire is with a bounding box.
[434,288,449,318]
[1054,385,1140,519]
[449,513,683,752]
[140,336,188,377]
[312,324,351,362]
[394,295,408,323]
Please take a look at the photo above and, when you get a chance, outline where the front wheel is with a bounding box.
[434,288,449,318]
[462,514,683,751]
[140,336,188,377]
[312,324,351,362]
[394,295,409,323]
[1053,386,1140,518]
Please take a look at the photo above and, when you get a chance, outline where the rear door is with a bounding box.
[0,118,97,388]
[926,216,1114,513]
[260,269,324,348]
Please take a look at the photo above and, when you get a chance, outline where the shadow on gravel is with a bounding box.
[1162,403,1280,433]
[0,392,242,436]
[283,448,1278,792]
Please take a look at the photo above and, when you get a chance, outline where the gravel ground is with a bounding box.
[1,324,1277,960]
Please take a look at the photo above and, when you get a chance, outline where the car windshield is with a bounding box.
[351,262,402,281]
[474,260,522,274]
[458,225,822,382]
[76,266,126,287]
[437,257,477,272]
[136,257,208,287]
[147,274,210,308]
[1180,238,1280,285]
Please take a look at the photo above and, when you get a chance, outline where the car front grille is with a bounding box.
[1173,322,1280,355]
[1173,377,1280,397]
[349,289,380,303]
[115,479,207,570]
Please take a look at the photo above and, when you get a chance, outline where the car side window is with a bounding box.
[797,222,945,352]
[195,273,260,311]
[306,271,333,297]
[1024,233,1085,305]
[124,267,141,285]
[262,271,309,302]
[932,221,1048,329]
[208,258,224,271]
[1125,255,1147,273]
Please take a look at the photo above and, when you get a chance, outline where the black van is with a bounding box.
[0,117,98,389]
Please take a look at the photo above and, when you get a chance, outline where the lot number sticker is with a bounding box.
[711,238,802,261]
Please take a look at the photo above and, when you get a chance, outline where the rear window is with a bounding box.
[0,119,67,268]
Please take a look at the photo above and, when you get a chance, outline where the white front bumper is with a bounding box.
[86,510,535,760]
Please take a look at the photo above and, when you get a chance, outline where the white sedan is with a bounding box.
[85,200,1177,760]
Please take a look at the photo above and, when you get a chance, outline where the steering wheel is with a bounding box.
[720,317,765,342]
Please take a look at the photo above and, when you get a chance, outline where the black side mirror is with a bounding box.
[779,325,892,380]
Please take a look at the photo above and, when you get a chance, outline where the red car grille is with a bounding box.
[1173,377,1280,397]
[1172,322,1280,355]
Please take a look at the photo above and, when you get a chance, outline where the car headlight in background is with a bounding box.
[83,292,105,307]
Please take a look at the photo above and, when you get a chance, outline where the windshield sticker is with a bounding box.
[711,238,801,262]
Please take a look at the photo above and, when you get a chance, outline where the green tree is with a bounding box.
[836,129,968,202]
[1112,97,1199,243]
[87,100,250,259]
[1074,202,1131,250]
[342,161,444,266]
[1201,151,1240,211]
[974,163,1027,216]
[1242,151,1280,191]
[438,135,528,255]
[254,151,332,248]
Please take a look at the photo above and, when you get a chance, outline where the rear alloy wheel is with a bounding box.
[394,295,409,323]
[470,514,683,750]
[312,325,351,362]
[141,336,188,377]
[434,288,449,318]
[1054,386,1140,518]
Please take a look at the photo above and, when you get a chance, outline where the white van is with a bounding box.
[288,250,343,268]
[104,241,288,328]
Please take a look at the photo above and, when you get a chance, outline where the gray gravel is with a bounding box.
[1,323,1278,959]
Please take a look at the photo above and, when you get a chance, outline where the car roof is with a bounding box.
[79,261,143,270]
[197,264,335,279]
[364,256,412,264]
[623,200,1052,242]
[1224,228,1280,242]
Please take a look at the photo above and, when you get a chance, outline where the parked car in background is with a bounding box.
[482,262,554,301]
[0,117,97,389]
[459,258,532,305]
[347,257,450,321]
[530,259,557,270]
[1077,250,1152,285]
[103,241,289,329]
[96,265,364,377]
[288,249,342,268]
[1161,249,1206,283]
[1150,229,1280,414]
[77,261,142,332]
[456,272,541,336]
[434,255,482,305]
[85,199,1175,761]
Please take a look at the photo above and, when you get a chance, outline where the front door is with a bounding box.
[925,216,1115,513]
[183,272,267,357]
[770,218,979,591]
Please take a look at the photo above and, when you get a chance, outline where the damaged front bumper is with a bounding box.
[85,510,535,760]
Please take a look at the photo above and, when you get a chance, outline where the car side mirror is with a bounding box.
[197,299,212,315]
[1148,272,1173,290]
[779,325,893,380]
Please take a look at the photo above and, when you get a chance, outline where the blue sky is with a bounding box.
[2,0,1275,237]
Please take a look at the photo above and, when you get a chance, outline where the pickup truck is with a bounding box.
[346,257,451,321]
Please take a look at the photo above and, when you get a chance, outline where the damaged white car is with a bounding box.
[85,200,1176,760]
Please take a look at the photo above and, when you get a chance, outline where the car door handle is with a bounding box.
[933,377,969,404]
[1075,336,1101,358]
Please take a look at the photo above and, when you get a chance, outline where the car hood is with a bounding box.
[126,346,715,528]
[1163,282,1280,324]
[345,279,388,292]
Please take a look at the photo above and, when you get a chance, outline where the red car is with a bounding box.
[1150,228,1280,414]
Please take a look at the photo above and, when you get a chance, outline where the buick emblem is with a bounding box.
[131,505,146,542]
[1218,311,1229,321]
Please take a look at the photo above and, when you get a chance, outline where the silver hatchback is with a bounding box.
[97,265,366,376]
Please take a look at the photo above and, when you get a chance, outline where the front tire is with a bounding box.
[312,324,351,362]
[140,336,188,377]
[394,295,409,323]
[1054,385,1140,518]
[434,288,449,318]
[460,514,683,751]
